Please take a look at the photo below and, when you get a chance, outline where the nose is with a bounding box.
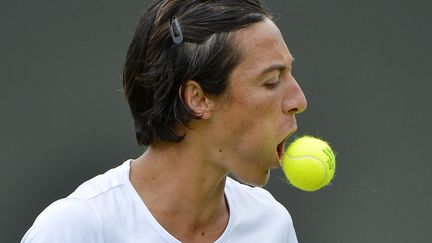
[282,77,307,115]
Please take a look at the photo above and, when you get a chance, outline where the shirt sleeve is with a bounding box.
[21,199,103,243]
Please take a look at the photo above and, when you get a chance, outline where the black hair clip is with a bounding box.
[169,16,184,44]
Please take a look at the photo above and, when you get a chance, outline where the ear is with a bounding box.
[181,80,214,119]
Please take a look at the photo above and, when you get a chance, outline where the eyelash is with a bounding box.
[265,78,281,88]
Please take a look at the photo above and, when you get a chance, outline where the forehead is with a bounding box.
[230,18,293,82]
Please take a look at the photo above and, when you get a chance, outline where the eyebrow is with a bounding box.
[260,56,295,75]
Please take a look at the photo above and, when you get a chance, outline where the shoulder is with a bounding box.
[21,161,131,243]
[67,161,130,200]
[21,199,103,243]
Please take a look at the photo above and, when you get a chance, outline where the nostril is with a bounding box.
[289,107,298,113]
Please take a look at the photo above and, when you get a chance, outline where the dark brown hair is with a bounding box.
[123,0,270,146]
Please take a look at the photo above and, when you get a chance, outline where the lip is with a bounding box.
[276,127,297,162]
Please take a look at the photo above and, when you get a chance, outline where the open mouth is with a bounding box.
[276,138,287,161]
[276,128,296,161]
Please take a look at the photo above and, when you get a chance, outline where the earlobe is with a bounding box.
[181,80,213,119]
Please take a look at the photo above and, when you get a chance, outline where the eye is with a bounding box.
[264,78,281,89]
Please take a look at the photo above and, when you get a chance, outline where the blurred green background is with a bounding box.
[1,0,431,242]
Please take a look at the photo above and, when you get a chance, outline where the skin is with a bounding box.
[130,18,307,243]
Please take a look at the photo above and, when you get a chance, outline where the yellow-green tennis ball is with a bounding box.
[282,136,336,191]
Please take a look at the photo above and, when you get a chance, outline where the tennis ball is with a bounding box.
[282,136,336,191]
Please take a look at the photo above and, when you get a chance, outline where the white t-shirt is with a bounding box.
[22,160,298,243]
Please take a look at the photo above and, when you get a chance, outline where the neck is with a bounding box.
[130,140,230,241]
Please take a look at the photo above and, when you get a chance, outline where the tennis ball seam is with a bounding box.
[284,155,328,187]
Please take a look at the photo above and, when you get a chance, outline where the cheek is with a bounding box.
[220,89,281,144]
[231,111,277,158]
[231,90,277,118]
[228,95,279,136]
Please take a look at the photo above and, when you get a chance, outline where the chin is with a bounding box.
[235,170,271,187]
